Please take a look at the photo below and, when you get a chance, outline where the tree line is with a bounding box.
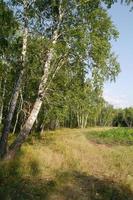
[0,0,132,159]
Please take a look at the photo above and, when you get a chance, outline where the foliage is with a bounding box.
[0,0,132,159]
[0,0,121,134]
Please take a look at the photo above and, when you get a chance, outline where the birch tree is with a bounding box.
[0,0,29,157]
[3,0,65,159]
[0,0,121,159]
[0,0,16,127]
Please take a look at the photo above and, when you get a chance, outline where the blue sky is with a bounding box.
[103,3,133,108]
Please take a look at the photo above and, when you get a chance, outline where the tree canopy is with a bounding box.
[0,0,132,159]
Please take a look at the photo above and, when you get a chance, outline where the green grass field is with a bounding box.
[85,127,133,145]
[0,127,133,200]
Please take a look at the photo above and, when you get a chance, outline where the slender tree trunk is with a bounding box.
[40,123,45,136]
[125,118,130,128]
[0,81,2,125]
[77,113,79,128]
[12,91,23,134]
[0,0,28,157]
[5,97,42,160]
[3,1,64,160]
[84,114,88,128]
[0,78,6,125]
[0,104,3,126]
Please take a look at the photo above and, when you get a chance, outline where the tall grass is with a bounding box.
[0,128,133,199]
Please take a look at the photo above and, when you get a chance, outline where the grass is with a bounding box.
[0,127,133,199]
[85,127,133,145]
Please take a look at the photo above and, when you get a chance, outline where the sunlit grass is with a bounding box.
[0,127,133,199]
[85,127,133,145]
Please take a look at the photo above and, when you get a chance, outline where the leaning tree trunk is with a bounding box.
[5,48,56,160]
[3,1,64,160]
[5,97,42,159]
[0,0,28,158]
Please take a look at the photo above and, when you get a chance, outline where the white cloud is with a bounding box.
[103,90,130,108]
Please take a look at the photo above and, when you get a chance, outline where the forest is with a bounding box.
[0,0,133,199]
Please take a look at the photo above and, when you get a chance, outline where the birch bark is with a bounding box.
[4,0,64,160]
[0,0,28,157]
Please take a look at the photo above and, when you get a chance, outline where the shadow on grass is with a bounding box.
[0,162,133,200]
[57,171,133,200]
[84,128,133,146]
[0,154,55,200]
[0,176,56,200]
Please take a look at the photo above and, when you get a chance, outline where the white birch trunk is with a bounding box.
[0,0,28,157]
[0,78,6,125]
[4,0,64,159]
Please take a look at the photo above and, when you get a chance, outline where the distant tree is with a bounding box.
[113,109,127,127]
[98,102,115,126]
[123,108,133,127]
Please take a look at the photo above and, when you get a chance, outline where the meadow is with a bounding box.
[0,127,133,200]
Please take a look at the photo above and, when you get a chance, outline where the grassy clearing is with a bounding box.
[0,128,133,199]
[85,127,133,145]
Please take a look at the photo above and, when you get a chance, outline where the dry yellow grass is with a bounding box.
[0,127,133,199]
